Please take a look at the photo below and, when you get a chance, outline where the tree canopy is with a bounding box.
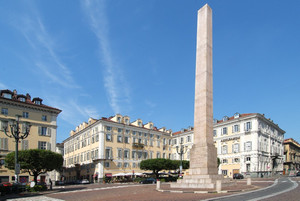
[5,149,63,183]
[140,159,189,179]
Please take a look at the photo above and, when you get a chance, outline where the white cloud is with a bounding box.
[14,11,78,89]
[81,0,131,114]
[0,83,8,89]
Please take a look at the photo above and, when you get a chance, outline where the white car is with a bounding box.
[81,179,90,184]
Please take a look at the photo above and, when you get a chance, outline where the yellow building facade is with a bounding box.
[63,114,172,183]
[283,138,300,175]
[0,89,61,183]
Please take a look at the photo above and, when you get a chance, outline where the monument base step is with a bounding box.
[170,174,235,189]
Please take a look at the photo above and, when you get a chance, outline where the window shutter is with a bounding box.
[232,144,234,153]
[48,128,52,136]
[249,122,252,129]
[0,138,3,149]
[0,121,2,131]
[4,138,8,150]
[232,126,234,133]
[244,142,246,151]
[38,141,41,149]
[221,128,223,135]
[244,123,246,131]
[38,127,41,135]
[47,142,51,150]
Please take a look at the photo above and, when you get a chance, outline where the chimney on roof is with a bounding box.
[26,93,31,101]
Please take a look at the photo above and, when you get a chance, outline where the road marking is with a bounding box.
[247,178,298,201]
[7,196,64,201]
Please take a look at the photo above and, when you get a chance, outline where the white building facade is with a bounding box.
[173,113,285,178]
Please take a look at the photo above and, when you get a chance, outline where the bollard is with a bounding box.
[247,177,251,185]
[216,180,222,193]
[156,180,161,190]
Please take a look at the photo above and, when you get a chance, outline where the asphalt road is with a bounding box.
[207,177,298,201]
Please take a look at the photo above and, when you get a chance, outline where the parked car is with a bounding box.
[296,172,300,177]
[140,178,157,184]
[55,180,65,186]
[233,173,244,179]
[81,179,90,184]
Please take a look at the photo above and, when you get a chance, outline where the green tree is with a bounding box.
[5,149,63,183]
[169,160,189,171]
[140,158,173,179]
[217,157,221,168]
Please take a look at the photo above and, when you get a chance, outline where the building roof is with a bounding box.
[0,89,62,113]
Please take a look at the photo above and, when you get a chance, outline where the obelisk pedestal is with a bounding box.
[171,4,234,189]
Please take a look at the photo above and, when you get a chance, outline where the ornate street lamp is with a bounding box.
[2,115,31,183]
[176,141,187,178]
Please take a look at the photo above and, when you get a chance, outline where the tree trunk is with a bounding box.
[34,173,38,184]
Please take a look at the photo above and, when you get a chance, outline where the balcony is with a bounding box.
[132,143,144,149]
[92,156,113,162]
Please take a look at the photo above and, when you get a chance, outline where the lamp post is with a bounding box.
[2,115,31,183]
[176,141,187,178]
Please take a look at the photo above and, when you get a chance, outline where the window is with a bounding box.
[42,115,47,121]
[19,97,26,102]
[126,129,130,134]
[246,157,251,162]
[96,134,99,142]
[106,133,112,141]
[233,143,240,153]
[180,137,184,144]
[213,130,217,137]
[173,139,177,145]
[222,159,228,163]
[35,100,41,105]
[157,140,160,147]
[139,132,142,137]
[124,136,129,143]
[39,127,50,136]
[38,141,48,150]
[222,145,228,154]
[245,141,252,152]
[132,131,136,135]
[246,164,251,172]
[118,128,122,133]
[1,108,8,115]
[163,153,166,159]
[222,170,228,176]
[22,112,29,118]
[143,151,148,159]
[104,162,110,168]
[150,151,153,159]
[3,93,12,99]
[187,136,191,142]
[132,163,136,168]
[124,150,129,159]
[156,152,161,158]
[124,162,129,168]
[222,127,227,135]
[234,158,240,163]
[117,117,121,123]
[21,140,28,150]
[245,122,252,131]
[233,124,240,133]
[106,126,111,132]
[0,138,8,150]
[132,151,136,159]
[138,151,142,159]
[133,137,136,143]
[105,148,112,159]
[150,140,153,146]
[117,149,123,159]
[117,135,123,143]
[125,119,129,125]
[138,122,142,127]
[144,139,148,146]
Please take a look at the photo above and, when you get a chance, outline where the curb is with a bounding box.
[157,185,260,194]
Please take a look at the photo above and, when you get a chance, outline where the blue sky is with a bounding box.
[0,0,299,143]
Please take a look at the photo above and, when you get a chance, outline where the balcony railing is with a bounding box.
[132,143,144,149]
[92,156,113,162]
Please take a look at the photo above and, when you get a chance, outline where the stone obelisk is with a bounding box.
[171,4,232,189]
